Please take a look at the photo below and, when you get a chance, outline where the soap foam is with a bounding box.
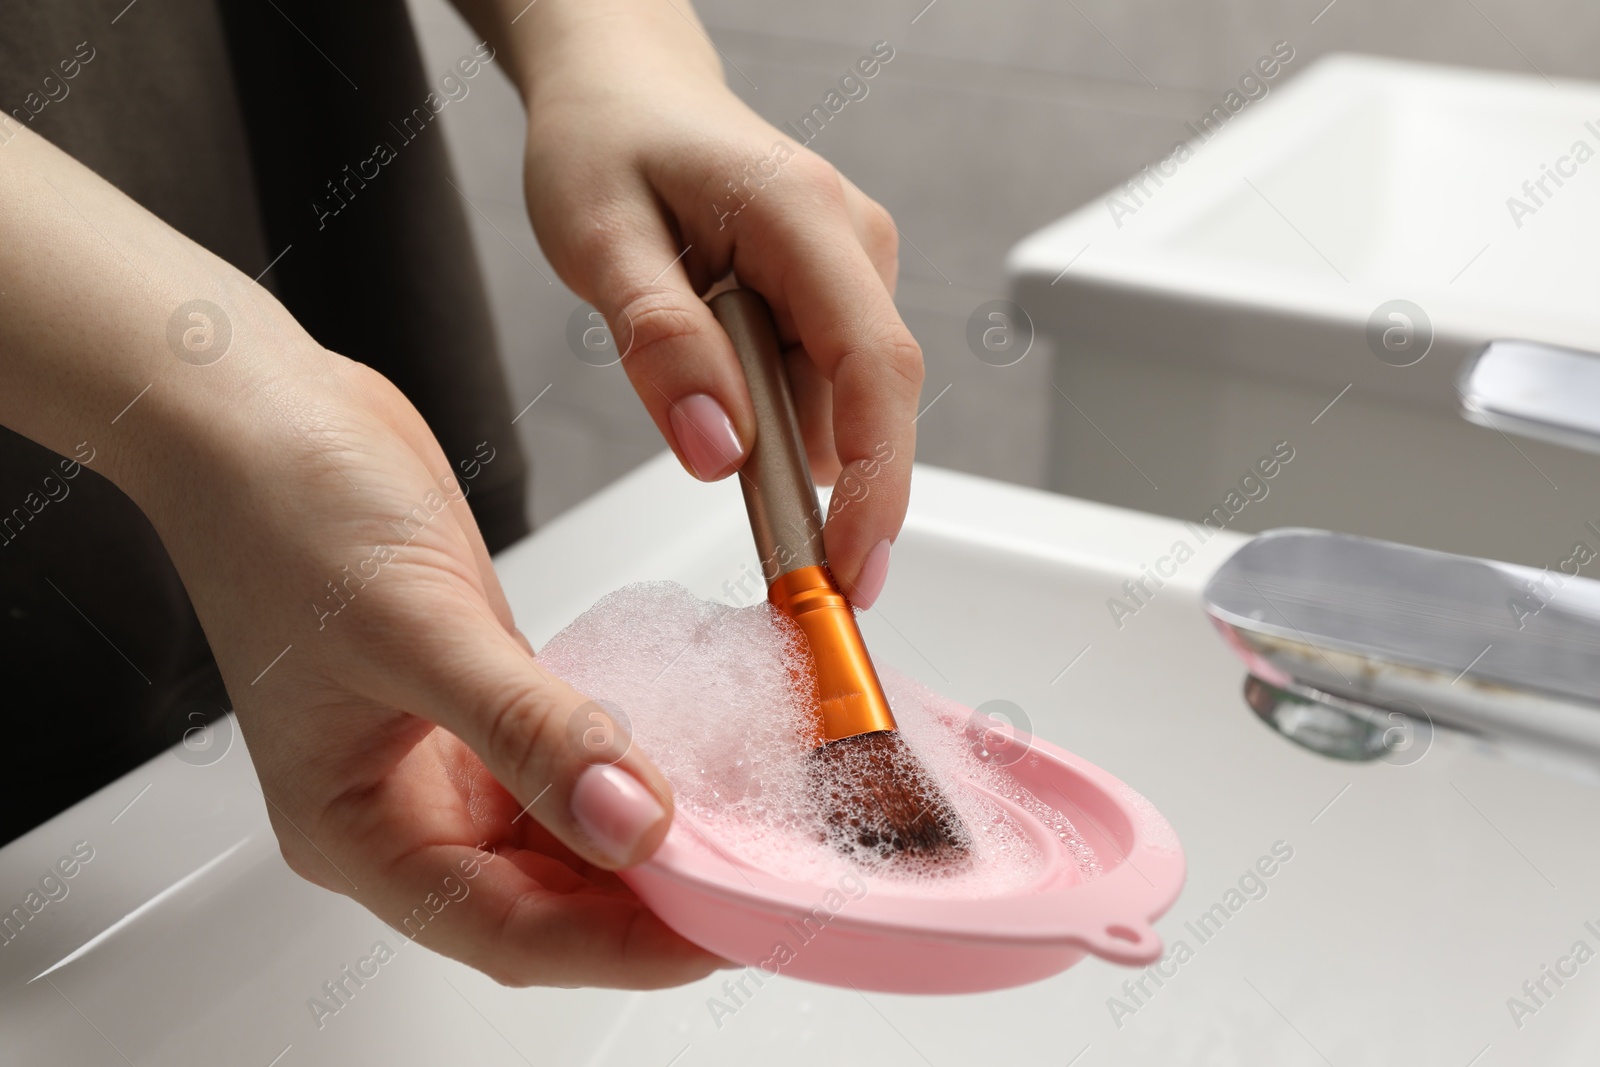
[539,581,1101,897]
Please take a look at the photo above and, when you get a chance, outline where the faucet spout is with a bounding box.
[1459,339,1600,455]
[1203,528,1600,783]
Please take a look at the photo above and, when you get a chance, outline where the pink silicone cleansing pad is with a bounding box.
[619,724,1185,994]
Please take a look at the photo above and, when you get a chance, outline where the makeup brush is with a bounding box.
[709,289,968,861]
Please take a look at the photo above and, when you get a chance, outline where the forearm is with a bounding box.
[0,125,323,514]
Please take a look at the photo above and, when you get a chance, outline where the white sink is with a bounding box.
[5,453,1600,1064]
[1010,54,1600,566]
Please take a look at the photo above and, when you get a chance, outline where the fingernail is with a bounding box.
[572,764,666,865]
[851,539,892,610]
[670,393,743,480]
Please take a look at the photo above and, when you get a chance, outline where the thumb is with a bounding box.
[415,611,676,870]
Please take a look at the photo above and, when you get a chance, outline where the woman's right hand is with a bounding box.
[0,124,721,987]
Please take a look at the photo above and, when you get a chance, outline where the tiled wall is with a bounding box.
[406,0,1600,527]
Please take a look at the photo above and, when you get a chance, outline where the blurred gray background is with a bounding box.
[404,0,1595,527]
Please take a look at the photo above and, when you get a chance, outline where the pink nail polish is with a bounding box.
[851,539,892,610]
[670,393,743,480]
[571,764,666,864]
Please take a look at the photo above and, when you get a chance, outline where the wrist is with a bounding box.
[0,126,340,537]
[106,289,339,528]
[504,0,724,109]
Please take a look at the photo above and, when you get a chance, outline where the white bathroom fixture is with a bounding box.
[1010,54,1600,566]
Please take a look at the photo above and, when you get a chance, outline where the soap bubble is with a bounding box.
[965,699,1034,766]
[538,582,1102,896]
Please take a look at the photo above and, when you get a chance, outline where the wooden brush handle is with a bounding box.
[709,289,826,578]
[710,288,898,743]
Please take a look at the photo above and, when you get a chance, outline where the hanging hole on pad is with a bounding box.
[1106,924,1141,943]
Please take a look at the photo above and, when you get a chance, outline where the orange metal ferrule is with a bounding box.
[767,564,899,746]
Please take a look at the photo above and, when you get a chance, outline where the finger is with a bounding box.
[284,734,722,987]
[368,839,721,988]
[561,179,753,484]
[837,175,899,297]
[403,590,679,872]
[784,342,839,483]
[735,168,923,610]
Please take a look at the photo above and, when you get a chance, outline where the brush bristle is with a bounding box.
[811,730,970,862]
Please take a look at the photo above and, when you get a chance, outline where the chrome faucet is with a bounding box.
[1203,339,1600,781]
[1459,339,1600,456]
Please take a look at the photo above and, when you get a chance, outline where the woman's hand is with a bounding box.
[148,353,724,987]
[0,126,720,988]
[492,0,924,608]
